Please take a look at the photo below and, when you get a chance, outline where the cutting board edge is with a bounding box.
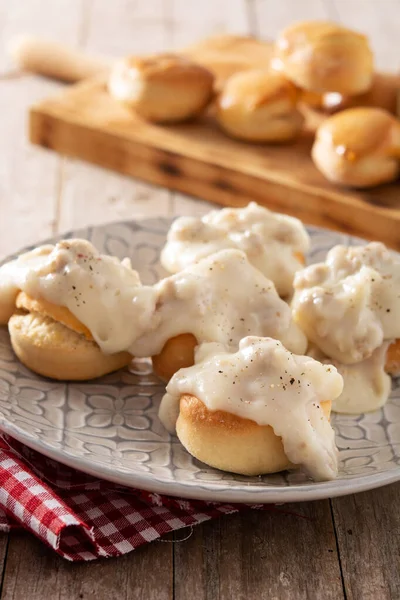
[29,105,400,250]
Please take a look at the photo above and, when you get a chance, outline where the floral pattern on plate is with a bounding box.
[0,218,399,502]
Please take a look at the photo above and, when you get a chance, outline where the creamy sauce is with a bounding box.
[0,242,306,359]
[0,245,54,324]
[160,337,343,481]
[132,249,307,356]
[331,344,391,414]
[307,343,391,413]
[161,202,310,297]
[0,239,157,354]
[293,243,400,364]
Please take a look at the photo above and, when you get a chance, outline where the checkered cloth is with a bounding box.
[0,434,275,561]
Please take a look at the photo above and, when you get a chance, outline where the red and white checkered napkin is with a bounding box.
[0,434,274,561]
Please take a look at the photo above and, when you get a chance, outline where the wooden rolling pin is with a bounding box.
[8,34,276,85]
[8,34,400,116]
[8,36,112,82]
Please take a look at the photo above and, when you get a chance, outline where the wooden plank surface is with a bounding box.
[331,483,400,600]
[174,504,344,600]
[1,0,400,599]
[57,0,175,233]
[0,0,85,256]
[0,532,173,600]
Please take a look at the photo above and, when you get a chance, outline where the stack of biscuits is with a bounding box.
[108,20,400,189]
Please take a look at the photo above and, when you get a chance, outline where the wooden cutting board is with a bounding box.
[29,35,400,249]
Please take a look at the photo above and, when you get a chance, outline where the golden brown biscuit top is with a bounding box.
[219,70,300,110]
[276,20,369,55]
[273,20,373,95]
[316,107,399,160]
[120,53,214,85]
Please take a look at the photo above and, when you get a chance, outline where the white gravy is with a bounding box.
[161,202,310,297]
[0,239,157,354]
[160,336,343,481]
[132,249,307,356]
[293,242,400,364]
[331,343,391,414]
[307,343,391,414]
[0,242,306,358]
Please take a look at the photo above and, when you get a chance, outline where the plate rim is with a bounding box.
[0,217,399,504]
[1,416,399,503]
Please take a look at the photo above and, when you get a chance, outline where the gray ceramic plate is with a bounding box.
[0,218,399,503]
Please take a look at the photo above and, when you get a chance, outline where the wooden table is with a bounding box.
[0,1,399,598]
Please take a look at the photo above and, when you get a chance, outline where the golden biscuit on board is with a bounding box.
[272,21,373,95]
[312,107,400,187]
[321,73,400,116]
[108,53,214,123]
[216,70,304,142]
[176,394,331,476]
